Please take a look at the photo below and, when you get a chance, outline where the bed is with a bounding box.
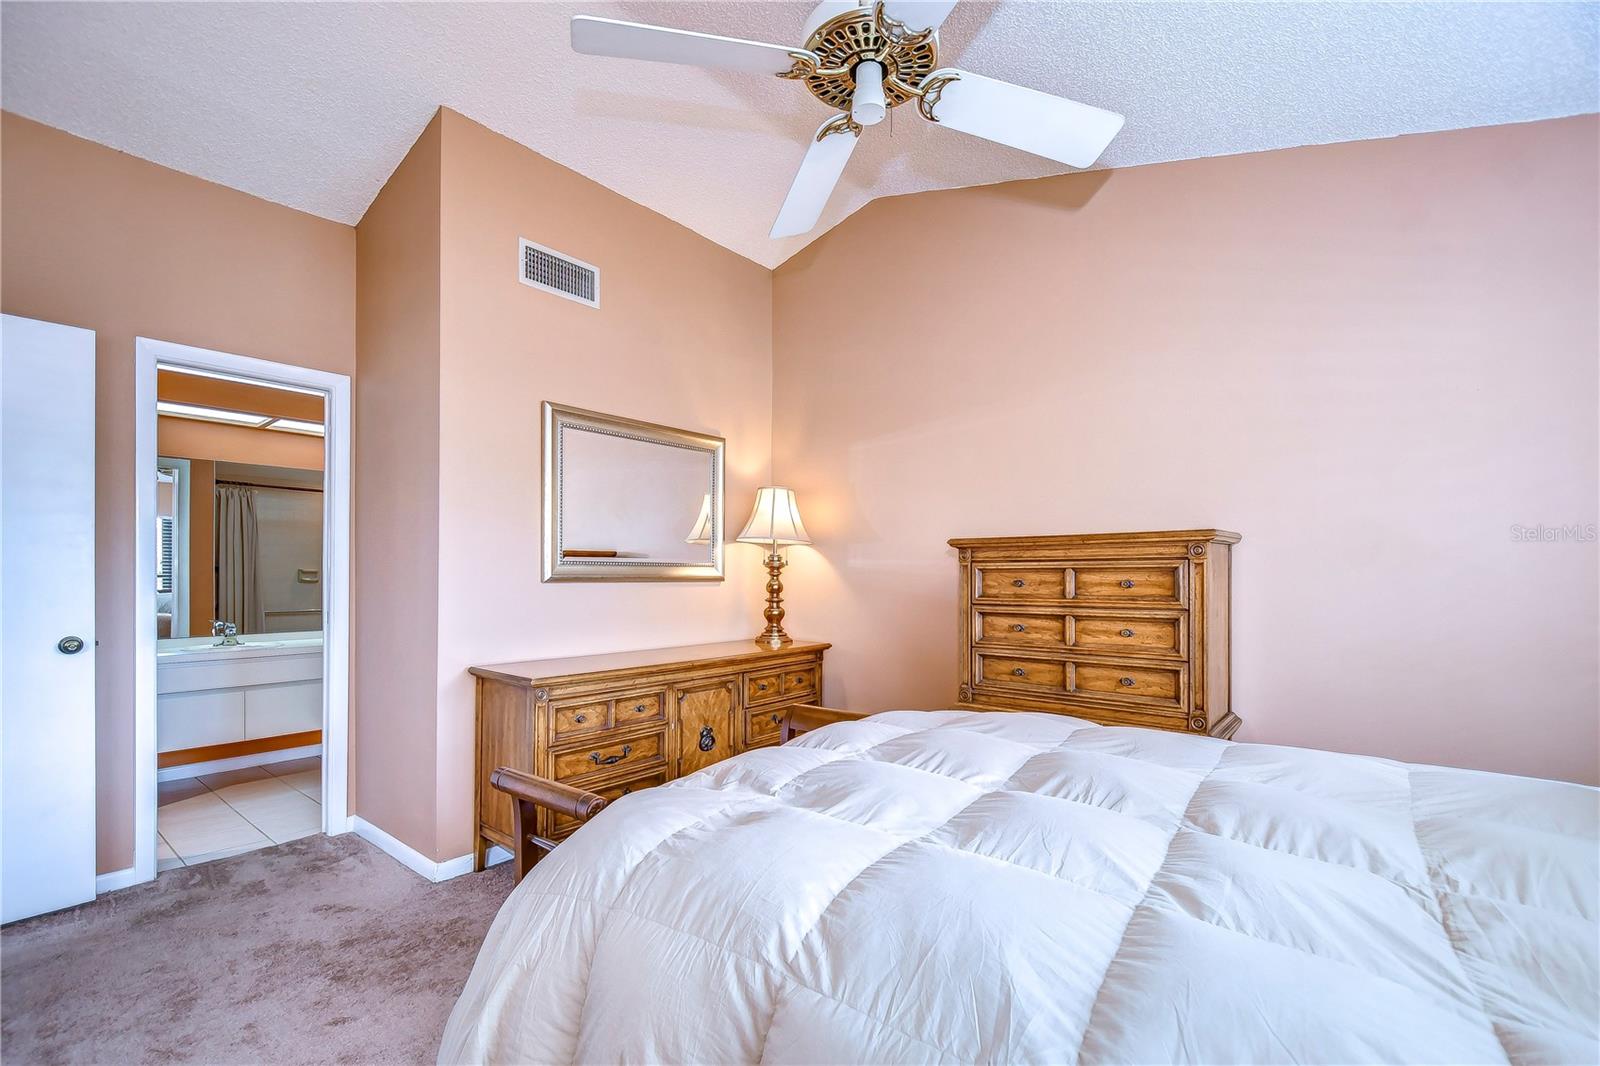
[439,707,1598,1064]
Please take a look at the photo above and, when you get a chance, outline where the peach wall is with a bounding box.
[157,369,324,422]
[352,115,443,853]
[157,418,325,470]
[772,116,1600,785]
[430,109,774,860]
[187,460,216,636]
[0,112,356,873]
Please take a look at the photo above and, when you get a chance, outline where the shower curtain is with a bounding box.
[215,484,265,634]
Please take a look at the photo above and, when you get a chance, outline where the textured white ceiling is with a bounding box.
[3,2,1595,268]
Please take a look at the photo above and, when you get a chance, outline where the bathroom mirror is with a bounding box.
[156,459,326,639]
[152,364,329,643]
[543,401,724,582]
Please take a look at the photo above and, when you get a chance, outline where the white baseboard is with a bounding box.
[348,817,513,882]
[96,866,144,893]
[435,852,478,881]
[157,743,323,782]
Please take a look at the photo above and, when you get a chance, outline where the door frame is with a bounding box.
[133,337,352,886]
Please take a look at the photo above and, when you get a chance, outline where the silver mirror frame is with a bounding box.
[542,401,725,583]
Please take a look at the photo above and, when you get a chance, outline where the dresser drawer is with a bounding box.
[549,770,668,840]
[978,567,1069,600]
[745,705,787,746]
[976,610,1068,649]
[613,691,667,729]
[1072,565,1183,604]
[1074,661,1185,709]
[1072,614,1184,657]
[551,729,668,782]
[745,671,784,705]
[976,653,1069,694]
[551,699,609,740]
[780,666,816,698]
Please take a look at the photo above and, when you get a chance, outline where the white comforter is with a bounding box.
[440,710,1599,1065]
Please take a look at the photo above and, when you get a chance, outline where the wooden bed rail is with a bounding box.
[489,767,610,883]
[779,703,869,742]
[490,703,870,883]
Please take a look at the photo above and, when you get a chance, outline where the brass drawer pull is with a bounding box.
[698,725,716,752]
[1012,579,1026,587]
[1012,667,1027,677]
[1011,623,1026,632]
[589,744,632,766]
[1119,677,1136,687]
[1119,579,1135,589]
[621,785,635,796]
[770,712,781,724]
[574,713,587,724]
[632,703,646,713]
[757,682,769,691]
[1120,629,1135,638]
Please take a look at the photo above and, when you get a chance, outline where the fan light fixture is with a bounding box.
[570,1,1125,239]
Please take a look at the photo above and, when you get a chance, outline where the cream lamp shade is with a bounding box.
[685,494,714,545]
[737,487,811,548]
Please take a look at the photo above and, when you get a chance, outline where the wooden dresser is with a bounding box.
[950,530,1240,738]
[470,639,828,868]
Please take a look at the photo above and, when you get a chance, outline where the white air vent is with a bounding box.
[519,238,599,308]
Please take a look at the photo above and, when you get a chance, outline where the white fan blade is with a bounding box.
[770,117,860,239]
[880,1,959,34]
[571,16,800,75]
[922,68,1124,168]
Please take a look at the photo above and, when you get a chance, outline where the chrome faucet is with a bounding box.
[210,620,241,647]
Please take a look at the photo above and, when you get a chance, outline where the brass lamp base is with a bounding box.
[754,551,793,648]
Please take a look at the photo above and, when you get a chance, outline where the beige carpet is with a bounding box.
[1,833,512,1065]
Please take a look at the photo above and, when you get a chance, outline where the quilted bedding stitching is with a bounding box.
[1067,738,1228,1065]
[1404,765,1514,1063]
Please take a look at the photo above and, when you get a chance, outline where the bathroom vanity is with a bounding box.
[156,634,323,766]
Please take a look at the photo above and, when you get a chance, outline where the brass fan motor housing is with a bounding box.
[783,5,939,114]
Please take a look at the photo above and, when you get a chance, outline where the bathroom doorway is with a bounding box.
[133,338,350,882]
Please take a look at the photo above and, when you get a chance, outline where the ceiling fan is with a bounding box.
[570,1,1125,239]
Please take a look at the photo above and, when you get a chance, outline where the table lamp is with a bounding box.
[736,487,810,648]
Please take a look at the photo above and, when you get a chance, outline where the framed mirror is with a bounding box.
[543,401,724,582]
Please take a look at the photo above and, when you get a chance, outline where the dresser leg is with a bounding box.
[473,834,487,873]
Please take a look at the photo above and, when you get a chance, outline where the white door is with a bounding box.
[1,314,97,923]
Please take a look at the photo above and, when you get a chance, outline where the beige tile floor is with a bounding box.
[157,756,322,870]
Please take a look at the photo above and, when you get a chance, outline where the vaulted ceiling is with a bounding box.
[3,2,1594,267]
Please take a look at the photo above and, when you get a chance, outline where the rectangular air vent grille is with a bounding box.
[519,238,599,308]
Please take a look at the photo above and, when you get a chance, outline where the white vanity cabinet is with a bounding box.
[156,639,322,755]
